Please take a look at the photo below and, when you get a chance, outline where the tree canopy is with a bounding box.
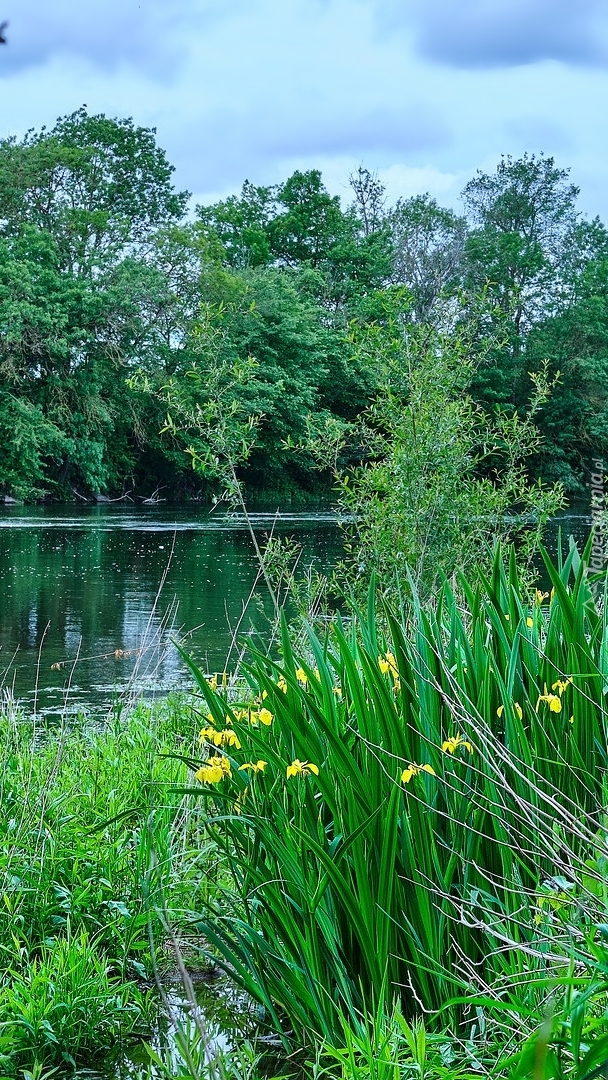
[0,116,605,502]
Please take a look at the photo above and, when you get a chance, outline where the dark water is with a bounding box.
[0,506,344,717]
[0,504,597,718]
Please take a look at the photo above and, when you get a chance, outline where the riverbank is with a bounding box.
[3,539,608,1079]
[0,696,211,1075]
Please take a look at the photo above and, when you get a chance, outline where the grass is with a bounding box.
[0,696,210,1075]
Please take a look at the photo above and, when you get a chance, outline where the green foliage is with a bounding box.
[0,700,204,1072]
[386,194,467,321]
[0,108,189,498]
[1,118,607,501]
[179,543,608,1049]
[159,266,377,498]
[0,928,147,1070]
[320,293,564,591]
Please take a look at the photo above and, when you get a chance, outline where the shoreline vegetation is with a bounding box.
[2,539,608,1079]
[3,106,608,1079]
[1,110,608,510]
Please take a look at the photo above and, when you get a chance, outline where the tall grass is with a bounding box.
[0,698,206,1072]
[180,541,608,1051]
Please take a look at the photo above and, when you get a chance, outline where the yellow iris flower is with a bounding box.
[401,763,435,784]
[195,755,232,784]
[536,685,562,713]
[199,727,241,749]
[497,702,523,720]
[286,759,319,779]
[239,760,268,773]
[442,734,473,755]
[378,651,398,676]
[552,678,572,695]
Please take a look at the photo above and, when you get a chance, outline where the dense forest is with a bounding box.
[2,106,608,503]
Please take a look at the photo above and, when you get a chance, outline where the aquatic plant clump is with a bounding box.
[180,541,608,1055]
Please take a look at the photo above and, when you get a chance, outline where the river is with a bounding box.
[0,506,344,717]
[0,504,596,718]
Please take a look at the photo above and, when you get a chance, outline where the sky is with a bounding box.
[1,0,608,218]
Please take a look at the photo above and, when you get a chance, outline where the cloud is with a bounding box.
[379,0,608,69]
[0,0,225,78]
[168,102,451,195]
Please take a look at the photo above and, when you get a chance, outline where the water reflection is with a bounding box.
[0,504,597,717]
[0,506,344,716]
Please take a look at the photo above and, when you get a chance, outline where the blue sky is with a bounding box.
[2,0,608,218]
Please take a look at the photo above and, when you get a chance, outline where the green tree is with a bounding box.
[0,109,189,497]
[524,242,608,490]
[387,194,467,321]
[463,154,579,414]
[319,292,564,592]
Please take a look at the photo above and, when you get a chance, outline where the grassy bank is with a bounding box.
[0,697,214,1076]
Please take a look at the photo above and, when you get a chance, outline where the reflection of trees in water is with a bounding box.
[0,518,342,709]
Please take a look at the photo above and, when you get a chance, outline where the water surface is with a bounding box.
[0,504,598,718]
[0,506,343,716]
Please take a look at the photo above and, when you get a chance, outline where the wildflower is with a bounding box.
[295,667,308,686]
[379,651,398,676]
[401,763,435,784]
[569,715,574,724]
[552,678,572,696]
[442,734,473,755]
[221,729,241,748]
[526,617,534,629]
[333,686,343,698]
[208,754,232,775]
[497,702,523,720]
[277,675,288,693]
[199,727,241,749]
[199,726,215,745]
[286,759,319,779]
[195,755,231,784]
[206,675,218,691]
[239,760,268,773]
[536,685,562,713]
[535,589,549,605]
[258,708,273,726]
